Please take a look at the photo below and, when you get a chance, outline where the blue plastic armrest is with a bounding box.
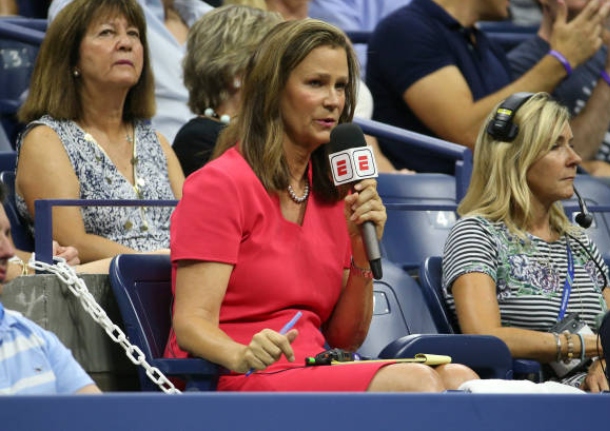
[379,333,514,380]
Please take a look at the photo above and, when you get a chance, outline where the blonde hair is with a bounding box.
[18,0,154,123]
[214,19,359,203]
[459,92,577,237]
[183,5,282,115]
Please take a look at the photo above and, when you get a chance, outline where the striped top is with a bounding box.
[0,303,94,395]
[443,216,609,332]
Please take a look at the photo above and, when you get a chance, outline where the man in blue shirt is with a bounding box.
[367,0,610,171]
[0,187,100,395]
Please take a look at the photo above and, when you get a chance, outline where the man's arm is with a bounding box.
[405,0,610,149]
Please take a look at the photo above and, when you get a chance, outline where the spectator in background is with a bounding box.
[308,0,412,77]
[173,5,282,176]
[444,92,609,391]
[0,185,101,395]
[509,0,610,178]
[367,0,609,172]
[16,0,184,264]
[49,0,214,143]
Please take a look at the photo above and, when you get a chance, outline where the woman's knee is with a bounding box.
[367,363,446,392]
[435,364,479,390]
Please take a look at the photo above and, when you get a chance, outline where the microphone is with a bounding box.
[328,123,382,280]
[573,186,593,229]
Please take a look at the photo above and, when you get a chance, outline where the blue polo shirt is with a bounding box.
[0,303,94,395]
[367,0,512,171]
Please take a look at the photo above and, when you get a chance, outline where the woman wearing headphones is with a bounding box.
[442,92,609,392]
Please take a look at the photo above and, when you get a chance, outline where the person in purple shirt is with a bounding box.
[366,0,609,172]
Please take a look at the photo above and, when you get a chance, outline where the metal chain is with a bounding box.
[28,255,181,394]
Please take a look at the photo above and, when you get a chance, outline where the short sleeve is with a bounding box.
[35,325,94,394]
[442,217,499,292]
[170,162,243,264]
[369,11,455,97]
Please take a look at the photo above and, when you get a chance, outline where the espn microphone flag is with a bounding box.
[329,145,378,186]
[328,123,382,279]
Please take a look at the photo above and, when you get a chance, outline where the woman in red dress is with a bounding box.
[165,18,478,391]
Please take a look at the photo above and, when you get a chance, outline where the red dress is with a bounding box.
[165,147,389,391]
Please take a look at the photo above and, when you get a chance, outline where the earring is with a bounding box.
[233,77,241,89]
[73,69,80,78]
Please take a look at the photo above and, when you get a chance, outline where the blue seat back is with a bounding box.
[486,31,533,52]
[354,117,473,199]
[359,259,514,379]
[358,259,440,358]
[418,256,457,334]
[419,255,541,379]
[0,19,44,145]
[0,169,34,251]
[109,254,219,391]
[110,253,174,360]
[377,173,458,272]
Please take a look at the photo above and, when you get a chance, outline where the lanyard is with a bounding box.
[557,238,574,322]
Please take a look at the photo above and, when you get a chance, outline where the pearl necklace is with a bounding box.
[204,107,230,124]
[287,183,309,204]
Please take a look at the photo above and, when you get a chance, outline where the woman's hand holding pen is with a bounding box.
[234,328,299,374]
[344,179,387,241]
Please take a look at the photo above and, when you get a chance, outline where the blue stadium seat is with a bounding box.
[15,1,50,19]
[0,19,45,146]
[377,173,458,272]
[108,253,220,392]
[353,118,471,272]
[486,31,532,53]
[477,21,539,34]
[0,150,15,172]
[358,259,514,379]
[562,175,610,255]
[32,198,178,264]
[0,169,34,251]
[419,256,541,379]
[354,117,472,199]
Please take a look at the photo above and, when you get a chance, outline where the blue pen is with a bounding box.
[245,311,303,376]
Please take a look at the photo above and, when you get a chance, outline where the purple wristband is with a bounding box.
[601,70,610,87]
[549,49,572,77]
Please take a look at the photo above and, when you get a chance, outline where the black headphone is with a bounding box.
[486,92,593,229]
[486,92,535,142]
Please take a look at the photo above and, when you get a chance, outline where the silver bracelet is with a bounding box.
[350,257,373,280]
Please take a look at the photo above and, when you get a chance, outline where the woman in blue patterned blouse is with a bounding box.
[15,0,184,263]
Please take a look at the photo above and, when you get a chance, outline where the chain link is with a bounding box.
[29,255,182,394]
